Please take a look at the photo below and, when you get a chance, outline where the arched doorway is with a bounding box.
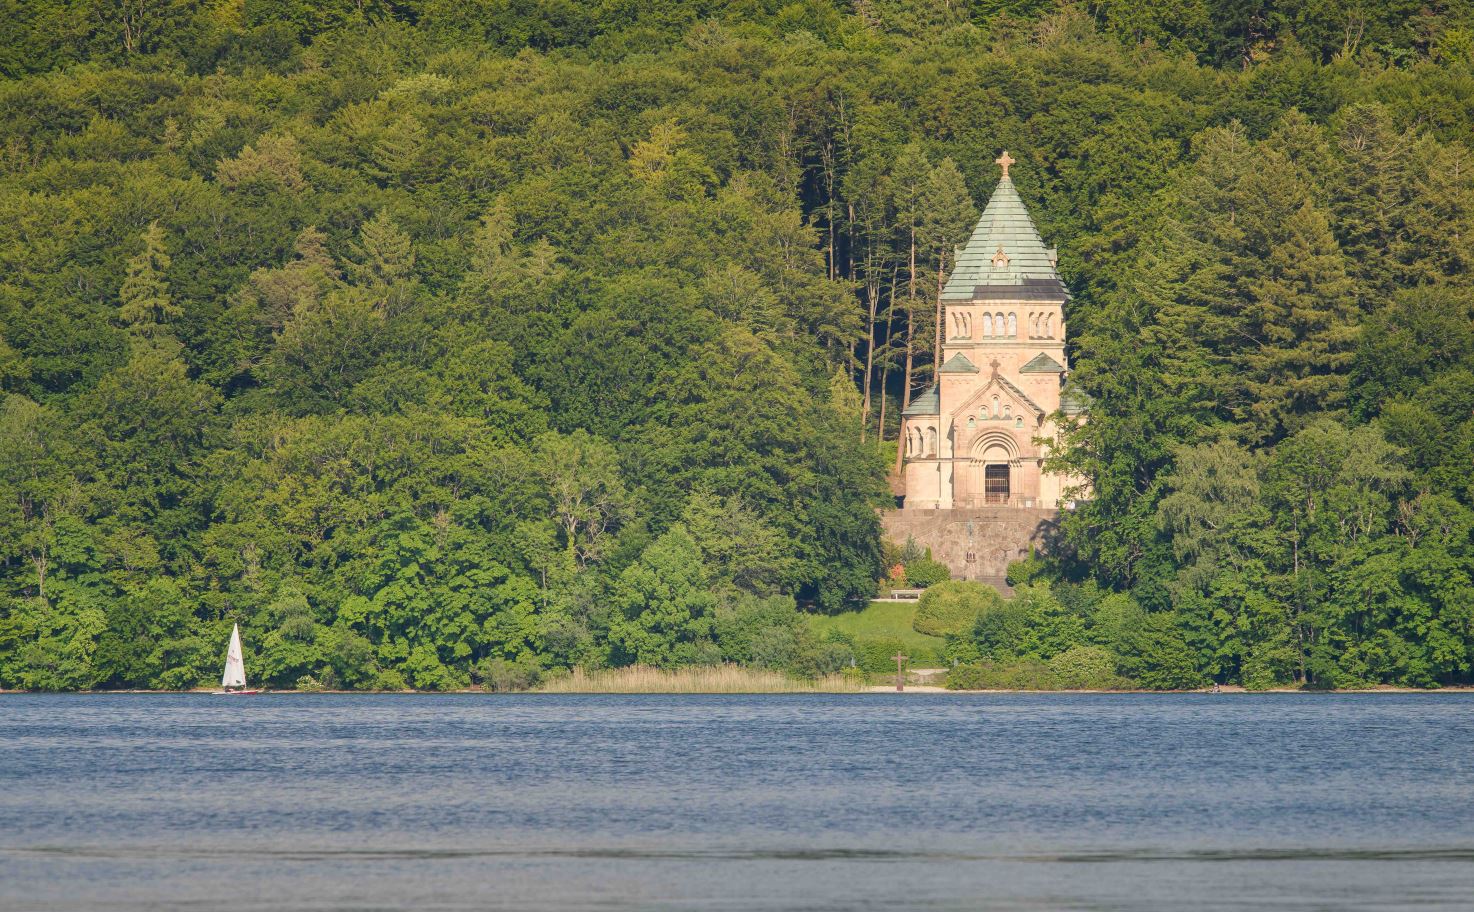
[964,433,1016,507]
[984,463,1010,504]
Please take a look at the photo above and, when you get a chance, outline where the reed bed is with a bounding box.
[537,664,865,694]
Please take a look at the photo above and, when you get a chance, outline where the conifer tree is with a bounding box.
[349,210,417,314]
[889,144,931,412]
[117,222,178,336]
[1241,201,1359,439]
[1332,104,1411,294]
[923,157,978,381]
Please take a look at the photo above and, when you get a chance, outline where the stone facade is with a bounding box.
[882,506,1058,591]
[888,153,1085,587]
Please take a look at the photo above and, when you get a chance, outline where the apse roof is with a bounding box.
[901,384,939,416]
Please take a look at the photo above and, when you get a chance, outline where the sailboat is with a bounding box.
[215,622,261,695]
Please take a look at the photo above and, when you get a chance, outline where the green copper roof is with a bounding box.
[939,353,979,374]
[1060,387,1090,416]
[942,161,1065,303]
[1019,352,1066,373]
[902,384,939,416]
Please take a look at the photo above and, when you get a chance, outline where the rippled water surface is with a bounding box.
[3,693,1473,910]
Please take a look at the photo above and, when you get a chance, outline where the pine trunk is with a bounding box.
[860,238,877,442]
[933,246,946,380]
[902,224,917,411]
[877,263,899,444]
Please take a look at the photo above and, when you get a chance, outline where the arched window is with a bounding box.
[991,395,1000,418]
[1015,417,1024,428]
[1045,313,1054,337]
[967,416,976,429]
[1003,404,1011,418]
[926,427,938,456]
[1007,312,1017,336]
[995,313,1004,335]
[1028,313,1038,337]
[963,312,972,336]
[981,313,993,337]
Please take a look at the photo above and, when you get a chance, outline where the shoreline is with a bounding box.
[5,685,1474,696]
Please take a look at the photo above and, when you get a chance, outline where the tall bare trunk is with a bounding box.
[822,141,837,280]
[878,263,899,444]
[901,223,916,412]
[860,234,878,442]
[933,246,946,380]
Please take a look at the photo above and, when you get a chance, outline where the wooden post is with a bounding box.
[894,652,909,692]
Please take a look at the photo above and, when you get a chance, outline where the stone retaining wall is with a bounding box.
[882,506,1060,593]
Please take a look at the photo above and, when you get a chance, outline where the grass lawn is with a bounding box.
[810,600,947,665]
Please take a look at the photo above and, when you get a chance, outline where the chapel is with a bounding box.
[897,152,1086,511]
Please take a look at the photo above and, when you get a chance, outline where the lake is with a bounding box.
[3,693,1472,910]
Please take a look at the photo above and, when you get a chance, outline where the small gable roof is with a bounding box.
[1019,352,1066,373]
[939,353,980,374]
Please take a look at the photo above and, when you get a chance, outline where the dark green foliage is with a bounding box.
[2,0,1473,690]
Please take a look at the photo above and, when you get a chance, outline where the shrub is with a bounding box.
[972,599,1037,658]
[946,659,1059,690]
[791,640,854,677]
[713,593,805,666]
[474,656,544,692]
[904,557,950,588]
[913,581,1002,636]
[1005,551,1048,586]
[853,636,906,674]
[1047,645,1127,689]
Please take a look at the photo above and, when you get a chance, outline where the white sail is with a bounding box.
[222,623,247,689]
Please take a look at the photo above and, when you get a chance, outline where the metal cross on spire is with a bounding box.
[995,150,1015,179]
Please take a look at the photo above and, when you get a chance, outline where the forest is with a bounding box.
[0,0,1472,690]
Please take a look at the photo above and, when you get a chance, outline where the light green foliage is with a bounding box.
[681,488,796,597]
[117,223,177,336]
[1048,646,1126,690]
[809,600,945,668]
[913,580,1001,637]
[713,593,851,676]
[608,525,717,668]
[947,659,1059,691]
[904,556,951,588]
